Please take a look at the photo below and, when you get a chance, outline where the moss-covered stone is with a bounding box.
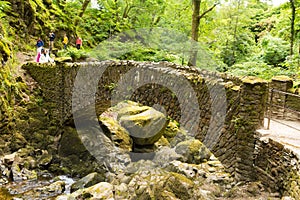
[272,75,293,82]
[175,139,212,164]
[58,126,87,157]
[99,115,132,151]
[242,76,267,85]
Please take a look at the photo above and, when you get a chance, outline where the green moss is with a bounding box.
[0,40,11,62]
[188,140,202,154]
[241,76,267,85]
[58,126,87,157]
[0,188,13,200]
[272,75,293,82]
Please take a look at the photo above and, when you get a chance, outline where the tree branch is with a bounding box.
[197,2,218,20]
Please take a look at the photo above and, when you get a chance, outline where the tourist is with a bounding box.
[36,37,44,53]
[39,48,54,63]
[76,36,82,49]
[63,33,68,49]
[49,31,55,52]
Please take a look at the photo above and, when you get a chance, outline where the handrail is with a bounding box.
[267,88,300,130]
[271,88,300,98]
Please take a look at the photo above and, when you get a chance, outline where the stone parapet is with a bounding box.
[270,75,300,121]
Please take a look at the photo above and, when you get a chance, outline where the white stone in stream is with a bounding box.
[65,182,114,199]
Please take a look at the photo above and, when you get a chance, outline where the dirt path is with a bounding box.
[257,118,300,156]
[14,52,38,92]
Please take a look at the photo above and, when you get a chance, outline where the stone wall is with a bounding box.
[254,132,300,198]
[22,61,268,182]
[269,76,300,121]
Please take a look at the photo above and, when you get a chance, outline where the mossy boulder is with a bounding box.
[99,100,168,147]
[119,108,167,145]
[175,139,212,164]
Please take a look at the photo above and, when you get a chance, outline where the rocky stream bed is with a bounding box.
[0,100,290,199]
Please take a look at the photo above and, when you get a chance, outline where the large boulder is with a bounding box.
[99,101,168,147]
[119,108,167,146]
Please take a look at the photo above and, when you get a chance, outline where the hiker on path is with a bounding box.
[63,34,68,49]
[49,31,55,52]
[76,36,82,49]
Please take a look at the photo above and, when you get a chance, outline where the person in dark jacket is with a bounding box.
[49,31,55,52]
[36,37,44,48]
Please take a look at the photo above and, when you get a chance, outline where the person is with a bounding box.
[36,37,44,53]
[39,48,54,63]
[76,36,82,49]
[36,50,41,63]
[63,33,68,49]
[45,49,54,62]
[49,31,55,51]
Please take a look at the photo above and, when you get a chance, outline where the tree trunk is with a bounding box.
[290,0,295,55]
[188,1,217,66]
[79,0,91,18]
[188,0,201,66]
[74,0,91,26]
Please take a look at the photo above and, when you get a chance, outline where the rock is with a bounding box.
[9,132,27,151]
[282,196,295,200]
[175,139,212,164]
[160,190,181,200]
[99,100,168,149]
[153,146,182,167]
[99,115,132,151]
[3,152,17,165]
[165,160,199,179]
[118,104,167,146]
[114,183,128,199]
[155,136,170,148]
[22,181,66,198]
[125,160,157,175]
[44,181,66,193]
[166,172,195,200]
[70,172,105,192]
[21,168,37,180]
[60,182,114,199]
[11,162,23,182]
[37,150,53,167]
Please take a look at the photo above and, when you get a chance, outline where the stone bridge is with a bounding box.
[22,61,300,198]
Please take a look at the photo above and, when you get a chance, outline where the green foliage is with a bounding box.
[259,34,289,66]
[220,33,255,67]
[0,0,10,18]
[118,48,178,62]
[227,61,297,80]
[57,47,88,61]
[92,40,180,63]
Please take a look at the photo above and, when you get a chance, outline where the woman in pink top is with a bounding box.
[76,37,82,49]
